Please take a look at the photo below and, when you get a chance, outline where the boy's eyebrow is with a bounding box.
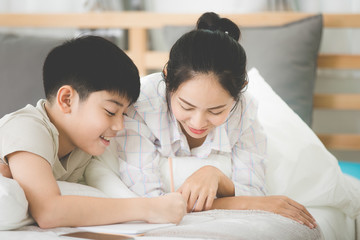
[179,97,227,110]
[106,99,124,107]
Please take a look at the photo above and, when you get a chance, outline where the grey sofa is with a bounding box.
[0,34,64,117]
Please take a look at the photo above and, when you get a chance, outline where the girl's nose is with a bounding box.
[190,111,207,129]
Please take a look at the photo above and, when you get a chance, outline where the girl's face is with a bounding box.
[170,73,235,141]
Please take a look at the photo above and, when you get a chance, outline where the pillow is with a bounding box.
[146,210,323,240]
[162,14,323,126]
[0,34,65,118]
[57,181,107,198]
[0,176,34,230]
[246,68,360,219]
[0,175,107,230]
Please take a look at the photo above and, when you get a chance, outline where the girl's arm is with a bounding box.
[8,151,186,229]
[209,95,316,229]
[211,195,317,229]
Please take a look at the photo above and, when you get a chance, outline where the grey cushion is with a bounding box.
[162,14,323,126]
[0,34,64,117]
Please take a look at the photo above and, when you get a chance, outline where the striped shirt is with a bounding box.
[115,72,267,197]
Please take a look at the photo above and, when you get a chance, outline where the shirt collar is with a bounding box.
[209,123,232,153]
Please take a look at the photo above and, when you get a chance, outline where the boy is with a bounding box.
[0,36,186,229]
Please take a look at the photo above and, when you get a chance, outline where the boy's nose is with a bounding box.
[112,115,124,131]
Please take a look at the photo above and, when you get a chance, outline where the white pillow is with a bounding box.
[57,181,107,198]
[247,68,360,218]
[0,176,34,230]
[0,176,107,230]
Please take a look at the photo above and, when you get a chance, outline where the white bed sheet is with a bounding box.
[0,210,324,240]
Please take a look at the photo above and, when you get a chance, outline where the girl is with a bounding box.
[91,12,317,229]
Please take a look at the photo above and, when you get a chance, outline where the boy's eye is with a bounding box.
[105,109,116,116]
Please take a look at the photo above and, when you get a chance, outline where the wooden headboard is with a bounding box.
[0,12,359,152]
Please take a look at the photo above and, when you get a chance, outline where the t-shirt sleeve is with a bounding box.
[0,115,56,166]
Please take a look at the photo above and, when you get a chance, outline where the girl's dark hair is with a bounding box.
[164,12,247,110]
[43,35,140,104]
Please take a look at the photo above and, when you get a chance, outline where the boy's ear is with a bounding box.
[57,85,76,113]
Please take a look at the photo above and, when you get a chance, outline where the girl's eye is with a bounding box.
[105,109,116,116]
[180,104,193,111]
[209,110,224,115]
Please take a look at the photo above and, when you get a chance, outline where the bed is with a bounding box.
[0,12,359,240]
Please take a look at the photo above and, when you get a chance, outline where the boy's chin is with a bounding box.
[85,147,107,156]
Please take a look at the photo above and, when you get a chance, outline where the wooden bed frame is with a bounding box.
[0,12,359,152]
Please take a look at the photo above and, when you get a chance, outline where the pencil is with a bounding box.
[168,157,175,192]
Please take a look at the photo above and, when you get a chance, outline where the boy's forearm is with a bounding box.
[35,195,152,228]
[0,163,12,178]
[34,193,186,228]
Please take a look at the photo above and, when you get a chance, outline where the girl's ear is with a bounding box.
[162,62,168,79]
[56,85,76,114]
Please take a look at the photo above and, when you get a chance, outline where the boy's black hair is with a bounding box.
[43,35,140,104]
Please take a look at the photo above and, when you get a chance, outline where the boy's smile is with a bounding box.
[100,135,113,146]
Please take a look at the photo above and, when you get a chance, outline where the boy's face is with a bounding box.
[66,90,129,156]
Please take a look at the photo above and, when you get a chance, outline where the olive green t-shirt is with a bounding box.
[0,99,92,182]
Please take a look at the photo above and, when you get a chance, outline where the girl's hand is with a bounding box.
[0,162,12,178]
[251,196,317,229]
[177,166,223,212]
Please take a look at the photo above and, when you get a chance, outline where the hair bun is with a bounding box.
[196,12,240,41]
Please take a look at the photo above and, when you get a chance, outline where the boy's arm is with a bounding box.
[0,161,12,178]
[8,151,186,228]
